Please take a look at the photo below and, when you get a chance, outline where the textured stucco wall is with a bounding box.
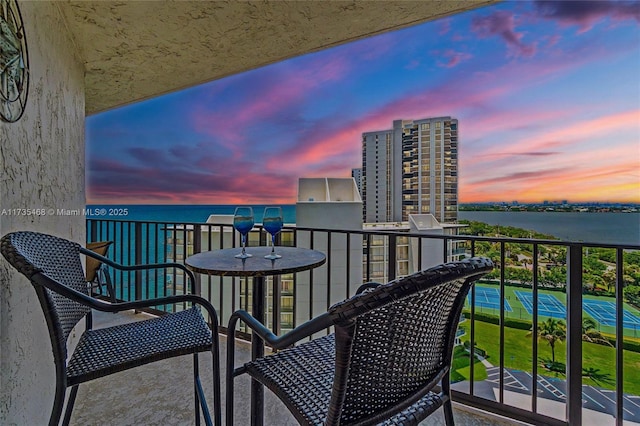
[0,1,85,424]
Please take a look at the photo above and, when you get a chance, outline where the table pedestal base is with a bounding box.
[251,276,265,426]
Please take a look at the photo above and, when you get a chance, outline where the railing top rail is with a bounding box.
[86,218,640,250]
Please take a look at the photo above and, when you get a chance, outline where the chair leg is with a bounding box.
[226,318,240,426]
[49,380,67,426]
[194,352,215,426]
[194,353,201,426]
[61,385,79,426]
[96,265,116,303]
[101,267,117,303]
[442,372,455,426]
[443,398,455,426]
[212,332,222,426]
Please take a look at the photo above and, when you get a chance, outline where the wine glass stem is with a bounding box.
[242,234,247,255]
[271,234,276,255]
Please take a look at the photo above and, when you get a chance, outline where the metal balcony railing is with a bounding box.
[86,218,640,426]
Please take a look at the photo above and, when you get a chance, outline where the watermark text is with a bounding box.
[0,208,129,217]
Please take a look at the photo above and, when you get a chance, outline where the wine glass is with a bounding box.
[233,207,254,258]
[262,207,283,259]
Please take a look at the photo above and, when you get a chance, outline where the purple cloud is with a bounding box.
[438,49,473,68]
[534,0,640,32]
[471,10,537,57]
[471,168,566,185]
[438,19,451,35]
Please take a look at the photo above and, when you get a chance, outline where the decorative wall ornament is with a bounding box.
[0,0,29,123]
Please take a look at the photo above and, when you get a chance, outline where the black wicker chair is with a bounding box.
[1,231,221,426]
[85,240,115,302]
[226,257,493,426]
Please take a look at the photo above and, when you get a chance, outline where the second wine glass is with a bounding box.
[233,207,254,259]
[262,207,283,259]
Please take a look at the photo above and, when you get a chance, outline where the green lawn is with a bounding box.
[450,345,488,382]
[459,320,640,395]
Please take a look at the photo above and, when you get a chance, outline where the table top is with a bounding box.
[185,246,326,277]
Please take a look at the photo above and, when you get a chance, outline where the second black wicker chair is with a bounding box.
[85,240,115,302]
[1,231,221,426]
[226,257,493,426]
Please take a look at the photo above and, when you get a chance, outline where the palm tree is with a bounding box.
[528,318,566,364]
[582,317,613,346]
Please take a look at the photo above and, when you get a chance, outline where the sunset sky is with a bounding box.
[86,0,640,205]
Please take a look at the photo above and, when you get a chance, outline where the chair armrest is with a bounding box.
[80,247,197,294]
[32,272,218,326]
[228,309,333,350]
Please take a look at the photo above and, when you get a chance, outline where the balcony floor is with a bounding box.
[69,310,529,425]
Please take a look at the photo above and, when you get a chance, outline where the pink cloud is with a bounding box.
[265,55,585,179]
[503,109,639,154]
[459,110,640,204]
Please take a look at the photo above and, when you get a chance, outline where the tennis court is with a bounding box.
[583,299,640,330]
[514,291,566,319]
[468,287,512,312]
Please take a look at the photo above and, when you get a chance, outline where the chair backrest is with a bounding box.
[85,240,112,282]
[1,231,91,347]
[327,257,493,425]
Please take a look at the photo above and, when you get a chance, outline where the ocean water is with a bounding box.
[87,205,639,246]
[87,204,297,224]
[459,211,639,246]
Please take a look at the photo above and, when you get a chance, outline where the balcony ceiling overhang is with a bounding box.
[56,0,497,115]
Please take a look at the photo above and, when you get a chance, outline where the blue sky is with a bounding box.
[86,0,640,205]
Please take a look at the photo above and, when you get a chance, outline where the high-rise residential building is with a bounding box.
[362,117,458,223]
[351,168,363,198]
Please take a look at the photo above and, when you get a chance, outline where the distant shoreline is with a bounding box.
[460,204,638,213]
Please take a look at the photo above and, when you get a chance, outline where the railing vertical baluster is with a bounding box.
[417,236,422,273]
[154,223,162,310]
[309,230,315,324]
[183,225,189,310]
[443,237,448,263]
[366,233,371,282]
[223,225,235,317]
[90,220,97,242]
[144,223,149,300]
[346,232,351,296]
[615,248,624,426]
[566,244,583,425]
[134,222,142,302]
[499,241,505,403]
[205,225,215,323]
[326,232,332,335]
[469,272,476,396]
[388,234,396,282]
[327,232,332,306]
[169,223,174,302]
[292,230,297,329]
[119,222,125,299]
[273,274,281,336]
[193,225,202,297]
[469,239,476,395]
[244,277,249,314]
[532,243,539,414]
